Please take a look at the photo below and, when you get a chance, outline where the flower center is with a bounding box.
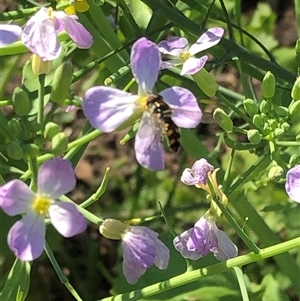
[32,195,52,216]
[180,51,191,62]
[137,95,149,110]
[47,7,54,19]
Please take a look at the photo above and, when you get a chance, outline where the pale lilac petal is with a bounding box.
[181,168,200,185]
[189,28,224,56]
[48,202,87,237]
[0,24,22,47]
[285,165,300,203]
[83,86,138,132]
[154,239,169,269]
[158,37,188,56]
[54,12,93,49]
[8,214,45,261]
[131,37,160,95]
[122,260,147,284]
[160,59,182,70]
[135,113,164,170]
[38,158,76,199]
[173,229,203,260]
[213,229,238,260]
[21,7,61,61]
[180,56,208,75]
[160,87,202,128]
[0,180,35,215]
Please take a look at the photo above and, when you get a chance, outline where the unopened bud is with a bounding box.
[51,132,68,155]
[12,87,32,116]
[8,118,22,138]
[243,98,258,116]
[32,54,52,75]
[289,100,300,122]
[44,122,60,140]
[260,99,272,114]
[291,77,300,100]
[269,119,278,130]
[275,106,289,117]
[281,122,290,132]
[253,114,264,129]
[289,155,300,166]
[7,140,23,160]
[51,62,74,104]
[213,108,233,132]
[23,143,39,158]
[268,165,284,182]
[99,219,129,240]
[247,129,261,144]
[274,128,285,138]
[262,71,276,99]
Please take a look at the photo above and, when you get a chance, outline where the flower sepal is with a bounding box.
[192,68,218,97]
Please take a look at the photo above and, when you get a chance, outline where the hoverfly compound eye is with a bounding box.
[146,94,181,152]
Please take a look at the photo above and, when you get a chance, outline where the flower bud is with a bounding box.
[7,140,23,160]
[260,99,272,114]
[99,219,129,240]
[32,54,52,75]
[50,62,74,104]
[51,132,68,155]
[274,106,289,117]
[247,129,261,144]
[44,122,60,140]
[23,143,39,158]
[289,154,300,166]
[288,100,300,122]
[243,98,258,116]
[274,128,285,138]
[268,165,284,182]
[291,77,300,100]
[281,122,290,132]
[213,108,233,132]
[269,119,278,130]
[253,114,264,129]
[8,118,22,139]
[12,87,32,116]
[262,71,276,99]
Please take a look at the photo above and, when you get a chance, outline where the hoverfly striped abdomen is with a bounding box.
[147,94,181,152]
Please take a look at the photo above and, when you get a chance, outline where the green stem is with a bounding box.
[44,241,83,301]
[38,74,46,133]
[97,237,300,301]
[0,7,38,21]
[275,141,300,146]
[28,157,38,192]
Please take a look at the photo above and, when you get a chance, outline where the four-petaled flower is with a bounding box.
[285,164,300,203]
[0,24,22,48]
[83,37,202,170]
[100,219,169,284]
[22,7,93,61]
[0,158,87,261]
[158,28,224,75]
[173,216,238,261]
[181,158,214,186]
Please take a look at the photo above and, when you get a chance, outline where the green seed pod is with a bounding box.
[51,132,68,155]
[12,87,32,116]
[274,106,289,117]
[23,143,39,159]
[268,165,284,182]
[243,98,258,116]
[260,99,272,114]
[213,108,233,132]
[288,100,300,121]
[253,114,264,129]
[291,77,300,100]
[8,118,22,139]
[7,140,23,160]
[247,129,261,144]
[262,71,276,99]
[44,122,60,140]
[50,62,74,104]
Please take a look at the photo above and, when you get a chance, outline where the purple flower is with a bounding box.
[21,7,93,61]
[285,165,300,203]
[158,28,224,75]
[181,158,214,185]
[83,37,202,170]
[173,216,237,261]
[100,219,169,284]
[0,158,87,261]
[0,24,22,47]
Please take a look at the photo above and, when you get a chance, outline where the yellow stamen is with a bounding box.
[137,95,149,110]
[180,52,191,62]
[32,195,52,216]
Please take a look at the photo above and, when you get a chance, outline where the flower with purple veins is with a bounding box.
[173,216,238,261]
[0,24,22,48]
[285,164,300,203]
[181,158,214,186]
[21,7,93,61]
[100,219,169,284]
[0,158,87,261]
[158,28,224,76]
[83,37,202,170]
